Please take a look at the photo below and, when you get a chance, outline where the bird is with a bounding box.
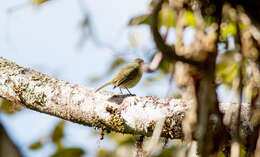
[95,58,144,95]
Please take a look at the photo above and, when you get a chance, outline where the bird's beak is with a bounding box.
[140,63,148,72]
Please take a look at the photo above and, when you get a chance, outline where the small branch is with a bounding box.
[142,52,163,73]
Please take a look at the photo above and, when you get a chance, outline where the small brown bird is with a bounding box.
[95,58,144,95]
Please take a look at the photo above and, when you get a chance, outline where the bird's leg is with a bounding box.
[119,88,123,94]
[126,88,135,96]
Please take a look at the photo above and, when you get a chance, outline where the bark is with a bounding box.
[0,57,252,139]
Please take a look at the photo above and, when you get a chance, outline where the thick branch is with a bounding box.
[0,57,252,139]
[0,57,185,139]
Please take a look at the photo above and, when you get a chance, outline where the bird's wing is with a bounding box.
[112,65,139,88]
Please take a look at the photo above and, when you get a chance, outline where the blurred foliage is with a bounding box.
[172,93,182,99]
[97,149,114,157]
[0,98,22,114]
[145,58,173,86]
[153,146,176,157]
[96,133,136,157]
[216,62,239,84]
[28,120,86,156]
[220,22,237,41]
[51,120,65,150]
[205,16,217,25]
[89,58,126,83]
[217,151,226,157]
[145,72,166,86]
[216,52,240,85]
[107,133,135,145]
[129,7,175,27]
[108,58,126,73]
[51,147,85,157]
[129,14,151,26]
[29,0,51,6]
[238,22,246,31]
[29,140,43,150]
[184,11,196,27]
[158,7,175,27]
[251,109,260,127]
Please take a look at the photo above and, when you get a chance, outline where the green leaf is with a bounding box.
[29,140,43,150]
[51,147,85,157]
[220,22,237,40]
[97,149,114,157]
[129,8,175,27]
[51,120,65,149]
[107,133,135,146]
[217,150,226,157]
[240,145,246,157]
[129,14,151,26]
[159,58,171,73]
[205,16,217,25]
[238,22,246,31]
[216,52,239,84]
[158,7,175,27]
[30,0,50,6]
[216,62,239,84]
[173,93,182,99]
[0,98,22,114]
[184,11,196,27]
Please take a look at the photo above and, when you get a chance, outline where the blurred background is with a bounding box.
[0,0,167,156]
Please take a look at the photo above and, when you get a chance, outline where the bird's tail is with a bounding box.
[95,81,113,92]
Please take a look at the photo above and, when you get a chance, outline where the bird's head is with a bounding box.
[134,58,144,64]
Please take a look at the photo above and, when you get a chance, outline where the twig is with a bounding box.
[142,52,163,73]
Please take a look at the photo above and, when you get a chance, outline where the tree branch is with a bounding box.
[150,0,202,67]
[0,57,185,139]
[0,57,252,139]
